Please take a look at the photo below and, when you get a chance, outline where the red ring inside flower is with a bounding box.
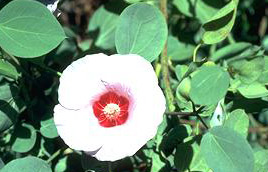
[93,91,129,127]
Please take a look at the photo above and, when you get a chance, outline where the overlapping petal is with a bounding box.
[54,53,166,161]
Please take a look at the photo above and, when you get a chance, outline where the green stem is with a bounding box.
[160,0,175,112]
[2,50,20,65]
[38,64,62,77]
[108,162,112,172]
[209,44,217,57]
[30,61,62,77]
[227,34,236,44]
[46,149,62,163]
[193,43,202,62]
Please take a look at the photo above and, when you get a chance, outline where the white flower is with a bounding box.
[37,0,61,16]
[54,53,166,161]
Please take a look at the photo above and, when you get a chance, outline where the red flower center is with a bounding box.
[93,91,129,127]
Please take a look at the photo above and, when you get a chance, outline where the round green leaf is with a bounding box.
[189,65,230,105]
[224,109,249,138]
[202,0,237,44]
[11,123,37,153]
[0,0,66,58]
[40,117,59,139]
[201,126,254,172]
[1,156,51,172]
[115,3,167,62]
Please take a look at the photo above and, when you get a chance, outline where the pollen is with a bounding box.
[103,103,120,117]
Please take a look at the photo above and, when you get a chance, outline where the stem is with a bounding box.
[30,61,62,77]
[196,114,209,130]
[160,0,167,20]
[209,44,217,57]
[46,149,62,163]
[108,162,112,172]
[193,43,202,62]
[38,64,62,77]
[227,34,236,44]
[160,0,175,112]
[191,103,209,130]
[166,111,194,116]
[2,50,21,65]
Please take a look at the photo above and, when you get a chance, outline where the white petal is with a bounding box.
[91,54,166,161]
[37,0,59,13]
[53,104,106,151]
[94,86,166,161]
[58,54,157,109]
[58,53,107,109]
[99,54,159,89]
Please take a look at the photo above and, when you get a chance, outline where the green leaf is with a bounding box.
[0,0,66,58]
[88,6,119,49]
[0,158,4,170]
[258,56,268,85]
[211,42,252,62]
[150,152,169,172]
[224,109,249,138]
[0,59,20,80]
[201,126,254,172]
[254,149,268,172]
[175,64,189,81]
[229,57,265,84]
[11,123,37,153]
[167,36,195,61]
[175,137,210,172]
[237,82,268,99]
[0,84,22,132]
[54,156,68,172]
[173,0,225,24]
[189,65,230,105]
[1,156,52,172]
[177,77,191,101]
[40,138,54,158]
[125,0,142,3]
[202,0,237,44]
[40,117,59,139]
[161,125,192,156]
[115,3,167,62]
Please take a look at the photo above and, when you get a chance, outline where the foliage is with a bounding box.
[0,0,268,171]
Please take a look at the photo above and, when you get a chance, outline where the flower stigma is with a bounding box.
[93,91,129,128]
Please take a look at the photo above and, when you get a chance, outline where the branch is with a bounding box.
[160,0,175,112]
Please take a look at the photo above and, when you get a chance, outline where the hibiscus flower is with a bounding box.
[54,53,166,161]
